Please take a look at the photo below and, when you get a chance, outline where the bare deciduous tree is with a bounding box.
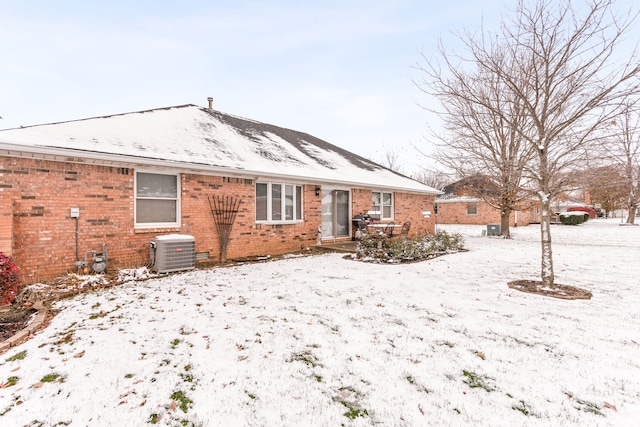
[378,149,405,174]
[415,43,536,238]
[417,0,640,287]
[606,103,640,223]
[500,0,639,287]
[411,167,452,191]
[581,164,627,215]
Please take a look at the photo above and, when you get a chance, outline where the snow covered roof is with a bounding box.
[437,174,498,202]
[435,195,481,203]
[0,104,439,194]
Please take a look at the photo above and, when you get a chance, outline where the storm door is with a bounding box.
[321,189,350,239]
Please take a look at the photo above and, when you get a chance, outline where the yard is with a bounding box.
[0,218,639,426]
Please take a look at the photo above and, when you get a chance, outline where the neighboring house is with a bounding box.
[0,103,440,283]
[435,176,537,226]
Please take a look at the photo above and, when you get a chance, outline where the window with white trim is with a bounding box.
[467,202,478,215]
[371,191,394,220]
[135,171,179,227]
[256,182,303,222]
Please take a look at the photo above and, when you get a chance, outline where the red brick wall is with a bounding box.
[351,189,436,237]
[0,190,14,255]
[351,188,371,217]
[2,158,141,283]
[436,200,536,226]
[1,157,326,283]
[179,177,321,259]
[393,192,436,236]
[1,155,436,283]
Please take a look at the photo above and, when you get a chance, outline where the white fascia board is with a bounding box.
[0,142,442,195]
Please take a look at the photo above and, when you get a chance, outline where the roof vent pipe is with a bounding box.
[207,97,213,111]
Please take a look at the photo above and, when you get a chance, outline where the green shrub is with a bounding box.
[0,252,20,305]
[354,230,464,263]
[559,213,587,225]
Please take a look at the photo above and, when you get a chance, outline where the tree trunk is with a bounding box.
[627,204,637,224]
[539,197,554,287]
[500,207,512,238]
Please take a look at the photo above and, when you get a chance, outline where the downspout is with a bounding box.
[75,216,79,262]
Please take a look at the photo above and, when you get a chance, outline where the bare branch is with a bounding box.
[414,0,640,286]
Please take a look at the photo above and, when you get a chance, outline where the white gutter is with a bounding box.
[0,142,442,195]
[435,196,481,203]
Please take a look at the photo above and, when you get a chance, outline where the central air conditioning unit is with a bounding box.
[150,234,196,274]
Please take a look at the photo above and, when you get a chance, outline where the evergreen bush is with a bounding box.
[0,252,20,305]
[559,212,587,225]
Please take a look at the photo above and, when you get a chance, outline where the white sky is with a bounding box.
[0,0,637,175]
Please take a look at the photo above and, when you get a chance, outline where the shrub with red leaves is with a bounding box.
[0,252,20,305]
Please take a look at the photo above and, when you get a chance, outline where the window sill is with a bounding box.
[256,220,303,226]
[134,227,182,234]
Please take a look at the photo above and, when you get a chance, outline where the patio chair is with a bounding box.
[383,222,396,238]
[389,221,411,240]
[399,221,411,237]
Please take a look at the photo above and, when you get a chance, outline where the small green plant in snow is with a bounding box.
[170,390,193,413]
[5,350,27,362]
[512,400,531,415]
[41,373,63,383]
[3,376,19,387]
[462,370,493,392]
[341,401,368,420]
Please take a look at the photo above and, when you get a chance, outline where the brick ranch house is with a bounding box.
[435,196,538,227]
[435,176,537,227]
[0,103,440,284]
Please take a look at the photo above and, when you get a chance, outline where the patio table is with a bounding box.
[366,223,402,238]
[366,224,402,231]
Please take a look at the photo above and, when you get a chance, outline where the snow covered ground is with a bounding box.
[1,218,639,426]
